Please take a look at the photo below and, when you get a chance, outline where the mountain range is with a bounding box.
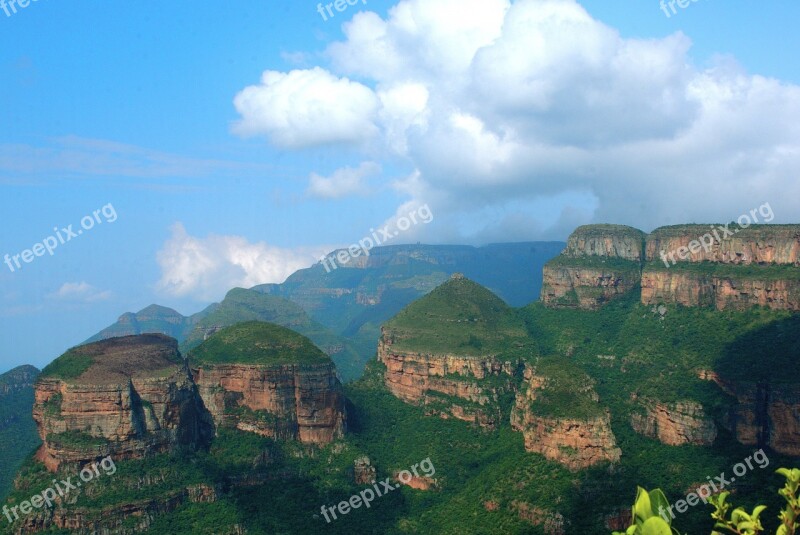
[1,228,799,534]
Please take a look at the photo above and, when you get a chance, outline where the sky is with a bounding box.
[1,0,799,372]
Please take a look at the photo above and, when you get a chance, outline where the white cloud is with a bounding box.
[307,161,381,199]
[49,282,112,303]
[156,223,327,301]
[232,67,381,148]
[234,0,800,238]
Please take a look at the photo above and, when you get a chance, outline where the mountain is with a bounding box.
[0,365,41,498]
[543,223,800,311]
[254,242,564,367]
[86,242,564,381]
[190,321,346,444]
[86,288,364,381]
[5,226,800,534]
[84,303,218,344]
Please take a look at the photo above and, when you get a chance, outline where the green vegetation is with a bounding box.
[181,288,364,381]
[383,276,534,356]
[547,254,642,271]
[0,366,41,499]
[40,350,94,380]
[645,261,800,281]
[524,359,605,419]
[7,270,800,534]
[613,468,800,534]
[45,431,109,450]
[189,321,331,366]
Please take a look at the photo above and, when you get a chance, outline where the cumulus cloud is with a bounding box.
[232,67,381,148]
[48,282,112,303]
[307,161,381,198]
[156,223,327,301]
[234,0,800,238]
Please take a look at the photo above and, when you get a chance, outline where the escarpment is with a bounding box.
[377,275,530,428]
[630,398,717,446]
[541,225,645,309]
[190,322,346,445]
[511,364,621,470]
[33,335,215,472]
[543,224,800,311]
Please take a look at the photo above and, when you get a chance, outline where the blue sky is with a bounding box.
[1,0,799,372]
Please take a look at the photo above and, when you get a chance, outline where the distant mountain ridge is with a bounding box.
[85,242,564,380]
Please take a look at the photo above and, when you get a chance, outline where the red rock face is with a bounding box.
[511,411,621,470]
[377,331,518,428]
[511,368,620,470]
[33,368,214,472]
[630,399,717,446]
[541,264,641,310]
[641,269,800,311]
[565,227,645,261]
[511,501,567,535]
[646,227,800,265]
[192,362,345,445]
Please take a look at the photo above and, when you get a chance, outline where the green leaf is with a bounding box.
[635,487,654,522]
[640,517,674,535]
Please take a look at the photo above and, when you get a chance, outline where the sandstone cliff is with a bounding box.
[641,266,800,311]
[630,398,717,446]
[646,225,800,265]
[699,372,800,456]
[565,224,646,261]
[510,365,621,470]
[542,225,644,310]
[192,362,345,444]
[541,259,641,310]
[33,335,214,472]
[189,322,346,445]
[545,223,800,311]
[377,331,519,428]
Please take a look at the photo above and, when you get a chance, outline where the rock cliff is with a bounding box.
[645,225,800,265]
[565,224,646,261]
[701,374,800,456]
[640,265,800,311]
[510,365,621,470]
[189,322,346,445]
[630,399,717,446]
[33,335,214,472]
[377,275,530,427]
[541,225,644,309]
[544,224,800,311]
[377,333,519,427]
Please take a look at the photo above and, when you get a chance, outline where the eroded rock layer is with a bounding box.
[630,399,717,446]
[192,362,345,445]
[33,335,214,472]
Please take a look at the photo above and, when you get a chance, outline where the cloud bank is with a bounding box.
[233,0,800,237]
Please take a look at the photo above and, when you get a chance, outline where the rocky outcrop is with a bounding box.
[12,484,242,535]
[646,225,800,265]
[511,501,567,535]
[377,330,519,428]
[192,362,346,445]
[702,376,800,456]
[641,268,800,311]
[542,225,644,310]
[0,365,39,396]
[545,224,800,311]
[511,412,621,470]
[32,335,214,472]
[353,456,376,484]
[630,399,717,446]
[541,263,641,310]
[511,367,620,470]
[565,224,646,261]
